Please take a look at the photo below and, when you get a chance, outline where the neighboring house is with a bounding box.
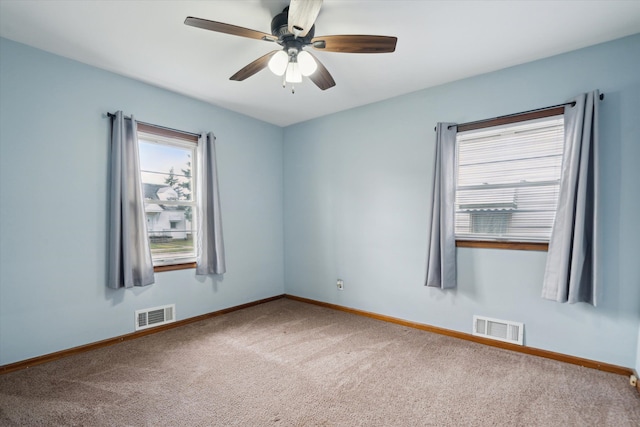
[458,187,518,236]
[143,183,189,241]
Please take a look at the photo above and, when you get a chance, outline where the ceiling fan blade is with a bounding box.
[306,52,335,90]
[312,35,397,53]
[185,17,276,42]
[230,51,279,81]
[288,0,323,38]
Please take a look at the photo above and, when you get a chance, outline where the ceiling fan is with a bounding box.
[184,0,397,92]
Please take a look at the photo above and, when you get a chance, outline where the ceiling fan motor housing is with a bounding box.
[271,7,315,42]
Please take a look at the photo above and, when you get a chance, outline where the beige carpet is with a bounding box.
[0,298,638,426]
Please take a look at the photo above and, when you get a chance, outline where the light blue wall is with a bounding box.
[2,34,639,370]
[283,34,640,368]
[0,38,284,365]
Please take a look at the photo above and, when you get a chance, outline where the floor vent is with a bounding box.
[135,304,175,331]
[473,315,523,345]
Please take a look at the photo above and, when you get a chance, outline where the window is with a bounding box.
[137,125,198,269]
[454,111,564,246]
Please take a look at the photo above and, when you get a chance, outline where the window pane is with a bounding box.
[146,204,195,261]
[139,140,193,201]
[457,124,563,187]
[138,135,197,266]
[455,116,564,242]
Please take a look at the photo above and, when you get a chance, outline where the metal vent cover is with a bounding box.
[135,304,176,331]
[473,315,523,345]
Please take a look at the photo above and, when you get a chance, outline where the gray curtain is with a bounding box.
[426,123,458,289]
[196,132,226,275]
[108,111,155,288]
[542,91,600,305]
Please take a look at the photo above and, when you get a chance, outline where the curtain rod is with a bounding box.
[106,112,201,138]
[435,93,605,131]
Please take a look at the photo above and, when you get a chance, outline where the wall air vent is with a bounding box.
[473,315,523,345]
[135,304,175,331]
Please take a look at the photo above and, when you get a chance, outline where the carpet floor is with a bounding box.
[0,298,638,426]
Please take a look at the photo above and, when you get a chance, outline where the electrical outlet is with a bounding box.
[337,279,344,290]
[630,375,637,387]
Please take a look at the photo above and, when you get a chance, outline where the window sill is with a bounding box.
[456,240,548,251]
[154,262,197,273]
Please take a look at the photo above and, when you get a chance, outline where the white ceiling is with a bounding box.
[1,1,639,127]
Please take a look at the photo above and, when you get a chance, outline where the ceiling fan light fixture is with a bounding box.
[268,50,289,76]
[285,61,303,83]
[297,50,317,76]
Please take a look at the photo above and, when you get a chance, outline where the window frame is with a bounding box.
[137,123,199,272]
[454,107,564,251]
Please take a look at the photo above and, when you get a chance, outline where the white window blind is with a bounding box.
[455,115,564,242]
